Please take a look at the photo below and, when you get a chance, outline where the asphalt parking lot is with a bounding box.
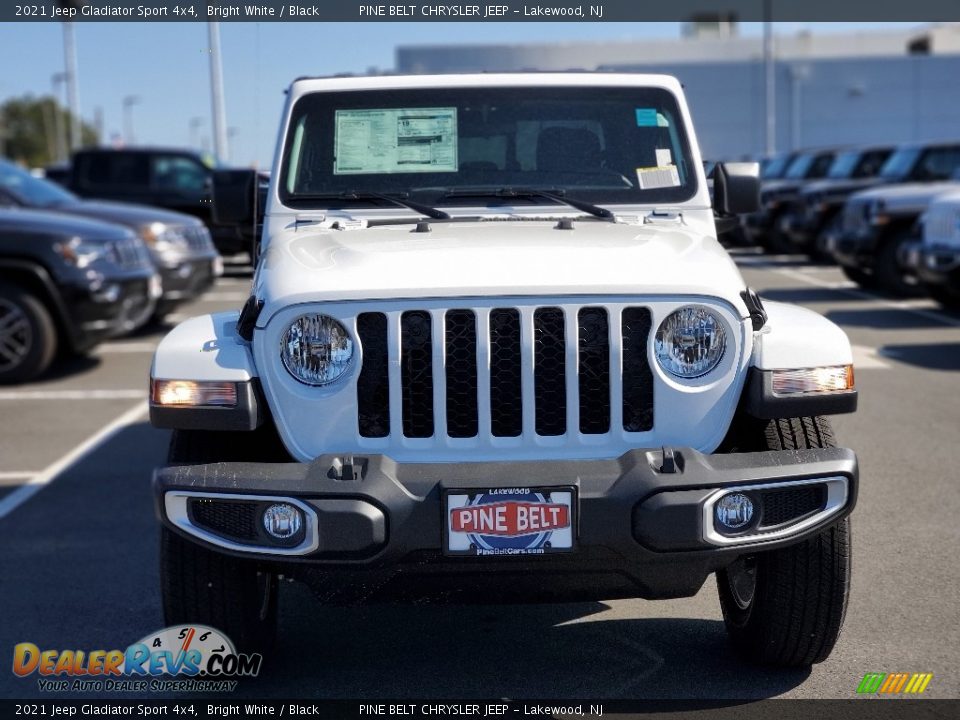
[2,250,959,701]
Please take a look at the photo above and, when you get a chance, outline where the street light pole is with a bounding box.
[763,1,776,156]
[52,73,69,164]
[207,22,229,163]
[63,21,81,152]
[122,95,140,145]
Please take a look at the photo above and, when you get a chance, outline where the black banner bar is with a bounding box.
[2,700,958,719]
[4,0,960,23]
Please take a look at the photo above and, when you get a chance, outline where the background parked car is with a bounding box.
[830,165,960,294]
[0,208,157,383]
[0,158,221,323]
[905,188,960,310]
[47,147,263,258]
[745,147,838,252]
[781,146,894,258]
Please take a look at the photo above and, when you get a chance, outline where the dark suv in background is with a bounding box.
[745,148,838,252]
[0,159,220,322]
[780,146,894,257]
[0,209,157,383]
[49,148,260,257]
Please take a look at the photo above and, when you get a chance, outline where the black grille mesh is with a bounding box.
[189,499,258,541]
[445,310,479,438]
[356,312,390,438]
[401,311,435,438]
[534,307,567,436]
[578,307,611,434]
[621,308,654,432]
[489,309,523,437]
[759,485,827,527]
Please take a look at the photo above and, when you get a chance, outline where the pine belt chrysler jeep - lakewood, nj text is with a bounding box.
[149,74,859,667]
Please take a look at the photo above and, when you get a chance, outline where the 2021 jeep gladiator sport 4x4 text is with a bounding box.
[149,74,859,667]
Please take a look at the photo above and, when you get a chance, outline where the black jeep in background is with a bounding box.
[0,209,157,383]
[48,148,260,257]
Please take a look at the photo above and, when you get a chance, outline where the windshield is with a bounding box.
[880,148,920,180]
[0,160,77,208]
[280,86,698,209]
[827,152,860,179]
[762,155,791,179]
[785,154,814,179]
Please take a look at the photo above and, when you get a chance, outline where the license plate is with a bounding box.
[444,487,576,556]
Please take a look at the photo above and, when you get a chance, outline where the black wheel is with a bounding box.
[926,284,960,311]
[812,213,841,263]
[874,232,921,297]
[160,428,289,655]
[0,282,57,384]
[840,264,877,289]
[717,417,852,667]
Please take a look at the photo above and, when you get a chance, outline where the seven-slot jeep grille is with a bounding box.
[356,305,654,440]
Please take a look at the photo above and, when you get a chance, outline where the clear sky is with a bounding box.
[0,21,922,167]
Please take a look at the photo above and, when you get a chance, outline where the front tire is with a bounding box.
[717,417,852,667]
[160,429,285,654]
[0,282,57,384]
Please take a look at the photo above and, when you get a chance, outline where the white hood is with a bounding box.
[255,219,748,323]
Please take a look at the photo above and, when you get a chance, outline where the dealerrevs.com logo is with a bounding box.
[12,625,261,692]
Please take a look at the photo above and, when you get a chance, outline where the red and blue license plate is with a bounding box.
[444,487,576,556]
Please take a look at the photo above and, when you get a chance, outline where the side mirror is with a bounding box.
[712,162,761,216]
[211,169,259,227]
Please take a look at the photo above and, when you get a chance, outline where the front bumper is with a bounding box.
[154,447,858,602]
[153,254,221,313]
[828,228,879,268]
[903,243,960,286]
[64,273,159,347]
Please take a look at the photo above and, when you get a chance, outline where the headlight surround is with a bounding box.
[654,305,727,379]
[55,236,113,269]
[140,222,190,251]
[280,314,354,386]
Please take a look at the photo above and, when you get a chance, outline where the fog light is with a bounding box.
[772,365,854,395]
[715,493,754,530]
[262,503,302,540]
[151,379,238,407]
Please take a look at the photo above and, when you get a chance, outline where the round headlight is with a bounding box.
[280,314,354,386]
[655,306,727,379]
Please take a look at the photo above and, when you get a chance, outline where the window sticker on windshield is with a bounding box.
[656,148,673,167]
[635,108,658,127]
[334,107,458,175]
[636,165,681,190]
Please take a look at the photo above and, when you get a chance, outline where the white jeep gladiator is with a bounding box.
[150,73,859,667]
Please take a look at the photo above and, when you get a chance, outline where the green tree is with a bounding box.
[0,95,98,168]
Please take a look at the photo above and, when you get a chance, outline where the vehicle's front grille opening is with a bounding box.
[356,312,390,438]
[400,310,435,438]
[188,498,258,542]
[621,307,654,432]
[355,303,655,441]
[445,309,478,438]
[533,307,567,436]
[489,308,523,438]
[759,485,827,528]
[578,307,610,435]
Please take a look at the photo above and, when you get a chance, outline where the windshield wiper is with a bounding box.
[294,190,450,220]
[443,187,616,222]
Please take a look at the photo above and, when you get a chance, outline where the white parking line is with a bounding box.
[0,389,144,401]
[768,266,960,329]
[200,292,248,302]
[851,345,890,369]
[0,472,37,480]
[0,402,148,520]
[97,342,158,354]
